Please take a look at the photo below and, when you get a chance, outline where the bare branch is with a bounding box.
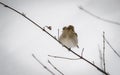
[58,29,59,40]
[48,60,64,75]
[0,2,109,75]
[81,48,84,57]
[32,54,55,75]
[78,6,120,25]
[103,32,106,72]
[98,45,103,70]
[48,55,80,60]
[105,37,120,58]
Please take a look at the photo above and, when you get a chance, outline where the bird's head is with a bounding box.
[63,26,67,30]
[67,25,74,31]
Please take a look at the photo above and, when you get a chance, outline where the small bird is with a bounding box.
[59,25,79,48]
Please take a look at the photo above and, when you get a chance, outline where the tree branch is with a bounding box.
[48,60,64,75]
[32,54,55,75]
[79,6,120,25]
[105,37,120,58]
[81,48,84,57]
[48,55,80,60]
[98,45,103,70]
[103,32,106,72]
[0,2,109,75]
[58,28,59,40]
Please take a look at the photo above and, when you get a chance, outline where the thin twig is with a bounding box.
[32,54,55,75]
[105,37,120,58]
[79,6,120,25]
[0,2,109,75]
[98,45,103,70]
[48,55,80,60]
[48,60,64,75]
[103,32,106,72]
[58,29,59,40]
[81,48,84,57]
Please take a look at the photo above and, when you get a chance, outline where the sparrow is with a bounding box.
[59,25,79,48]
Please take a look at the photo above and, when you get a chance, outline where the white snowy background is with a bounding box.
[0,0,120,75]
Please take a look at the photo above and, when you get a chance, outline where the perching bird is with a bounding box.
[59,25,79,48]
